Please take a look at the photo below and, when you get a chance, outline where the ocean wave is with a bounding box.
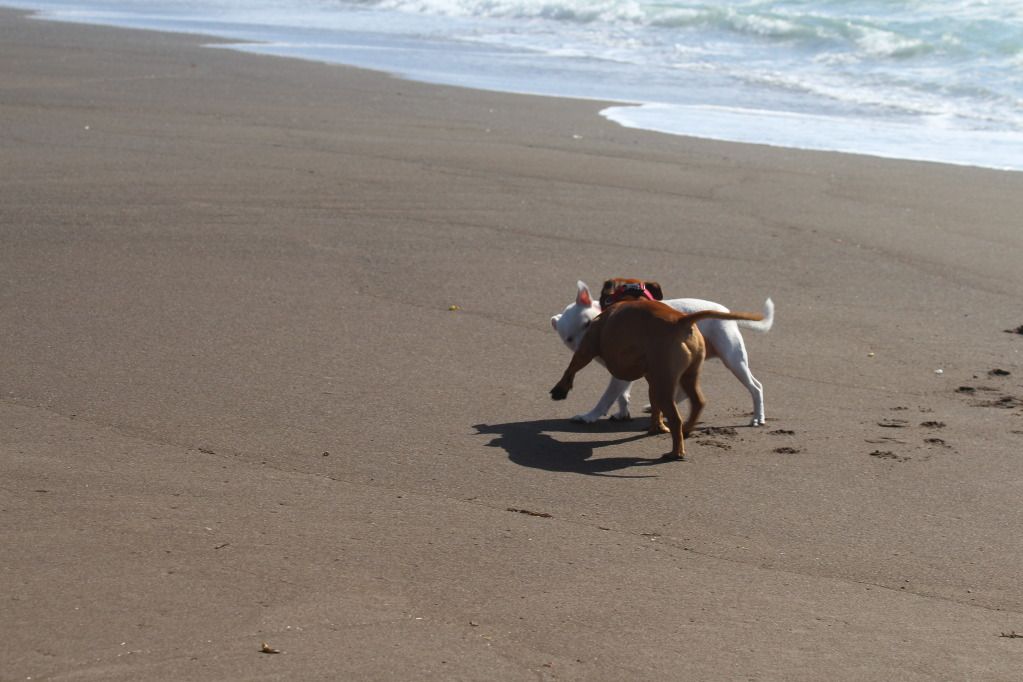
[352,0,1021,62]
[362,0,645,24]
[355,0,1023,128]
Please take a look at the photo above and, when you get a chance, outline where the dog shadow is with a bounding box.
[472,418,676,477]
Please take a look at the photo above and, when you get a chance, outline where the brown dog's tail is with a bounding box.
[678,309,765,326]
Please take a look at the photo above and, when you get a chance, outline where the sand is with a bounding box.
[3,7,1023,679]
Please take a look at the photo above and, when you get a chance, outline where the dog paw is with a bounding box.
[609,411,632,422]
[570,412,601,423]
[550,385,569,401]
[750,417,766,427]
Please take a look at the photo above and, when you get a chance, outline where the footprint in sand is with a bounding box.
[956,383,1023,409]
[866,436,908,445]
[869,412,956,462]
[977,395,1023,408]
[697,426,738,438]
[693,426,738,451]
[764,429,801,454]
[869,450,911,463]
[955,354,1022,410]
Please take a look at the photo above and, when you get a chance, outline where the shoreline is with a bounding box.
[7,2,1023,173]
[4,7,1023,680]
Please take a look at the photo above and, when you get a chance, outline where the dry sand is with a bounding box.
[3,7,1023,679]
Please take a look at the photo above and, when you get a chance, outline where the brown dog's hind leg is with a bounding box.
[663,404,685,460]
[679,362,706,438]
[649,379,684,460]
[646,385,669,435]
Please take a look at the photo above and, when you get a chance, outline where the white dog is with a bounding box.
[551,281,774,426]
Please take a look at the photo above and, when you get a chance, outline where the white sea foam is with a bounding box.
[602,103,1023,171]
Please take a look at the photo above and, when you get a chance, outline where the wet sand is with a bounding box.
[3,7,1023,679]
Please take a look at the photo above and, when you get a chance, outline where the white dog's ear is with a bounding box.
[576,280,593,308]
[551,314,561,331]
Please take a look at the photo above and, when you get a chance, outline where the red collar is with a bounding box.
[606,282,657,307]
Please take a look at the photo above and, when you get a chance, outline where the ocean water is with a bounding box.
[9,0,1023,171]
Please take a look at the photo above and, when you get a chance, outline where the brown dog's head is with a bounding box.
[598,278,664,309]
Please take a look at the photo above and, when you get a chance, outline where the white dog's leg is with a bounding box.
[572,377,632,423]
[612,381,632,421]
[717,337,766,426]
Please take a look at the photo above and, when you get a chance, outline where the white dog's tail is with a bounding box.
[736,298,774,333]
[680,308,766,328]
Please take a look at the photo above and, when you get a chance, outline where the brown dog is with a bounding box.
[598,277,664,309]
[550,298,765,460]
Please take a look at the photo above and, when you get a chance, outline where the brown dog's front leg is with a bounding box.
[550,373,573,400]
[550,347,597,401]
